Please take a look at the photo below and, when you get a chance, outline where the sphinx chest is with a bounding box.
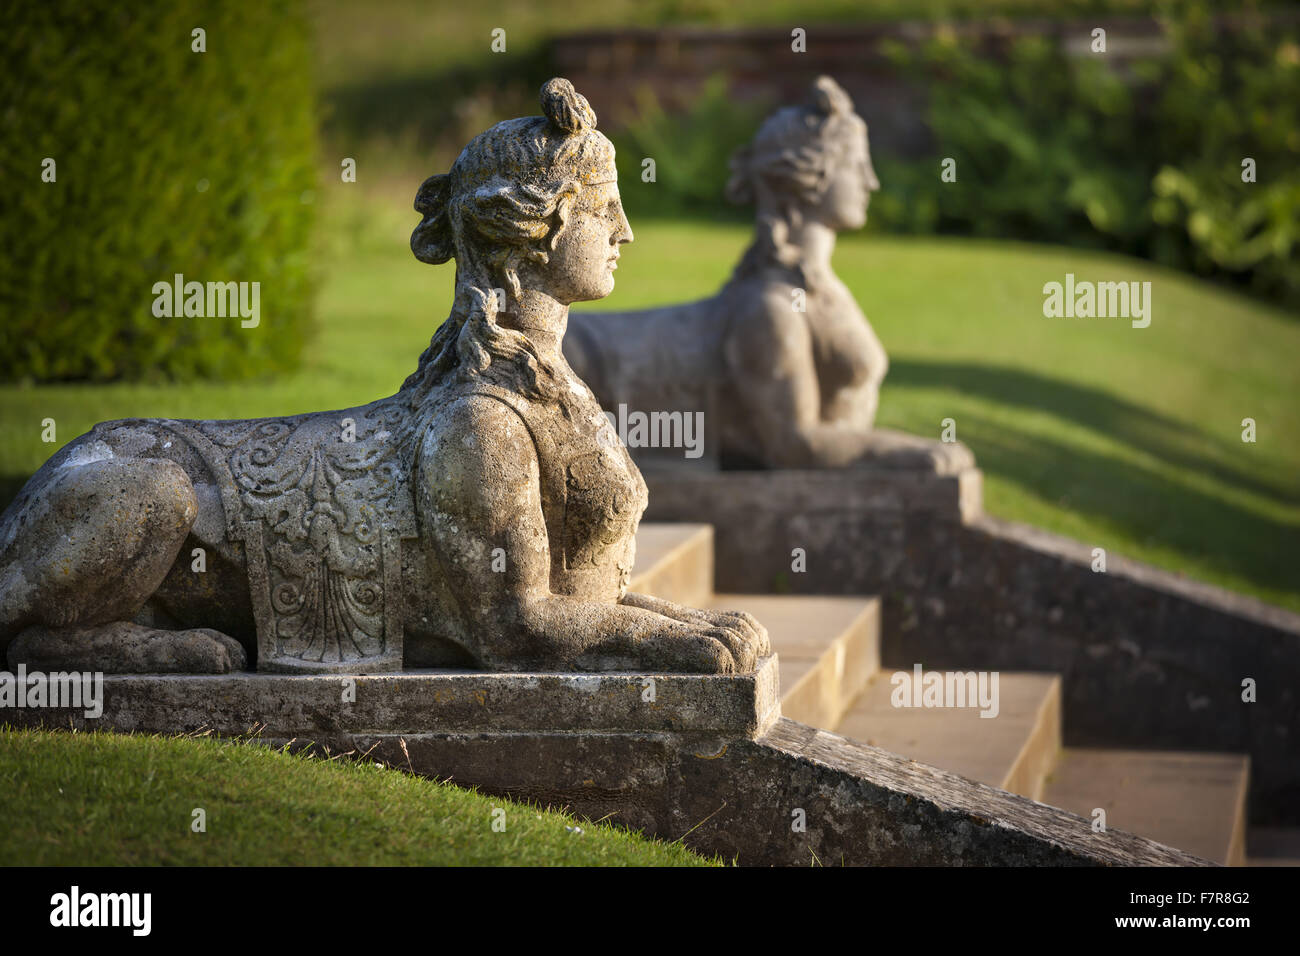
[464,381,648,602]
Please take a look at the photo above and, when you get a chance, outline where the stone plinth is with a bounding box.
[6,655,1209,866]
[23,664,778,739]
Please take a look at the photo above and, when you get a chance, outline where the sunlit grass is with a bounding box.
[0,728,717,865]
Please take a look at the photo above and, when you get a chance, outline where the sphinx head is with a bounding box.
[726,76,879,231]
[411,78,632,307]
[402,79,631,405]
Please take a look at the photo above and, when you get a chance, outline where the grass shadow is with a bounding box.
[889,359,1300,509]
[936,404,1300,599]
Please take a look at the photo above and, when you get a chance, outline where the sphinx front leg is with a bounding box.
[854,427,976,475]
[0,455,243,673]
[9,622,245,673]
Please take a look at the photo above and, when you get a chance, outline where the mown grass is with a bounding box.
[0,728,717,866]
[1,190,1296,610]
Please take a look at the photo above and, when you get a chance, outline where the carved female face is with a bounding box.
[543,174,634,305]
[816,124,879,231]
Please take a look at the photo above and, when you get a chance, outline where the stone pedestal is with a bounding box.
[641,459,981,600]
[6,656,1206,865]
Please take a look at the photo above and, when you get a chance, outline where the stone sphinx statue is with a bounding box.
[0,79,768,676]
[565,76,973,473]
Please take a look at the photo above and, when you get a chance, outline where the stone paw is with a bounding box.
[7,621,249,674]
[856,428,975,475]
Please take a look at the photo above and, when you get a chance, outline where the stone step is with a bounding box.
[835,672,1062,800]
[630,523,714,608]
[631,521,1255,867]
[1041,749,1250,866]
[705,594,880,728]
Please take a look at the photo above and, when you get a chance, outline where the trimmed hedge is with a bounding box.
[0,1,318,383]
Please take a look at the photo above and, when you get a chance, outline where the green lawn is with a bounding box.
[1,190,1297,610]
[838,232,1300,612]
[0,728,715,865]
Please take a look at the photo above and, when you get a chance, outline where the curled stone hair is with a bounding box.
[725,75,866,283]
[400,78,615,413]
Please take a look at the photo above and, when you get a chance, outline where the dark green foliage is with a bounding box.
[870,0,1300,308]
[610,75,767,221]
[1146,5,1300,306]
[871,36,1150,247]
[597,2,1298,308]
[0,1,319,383]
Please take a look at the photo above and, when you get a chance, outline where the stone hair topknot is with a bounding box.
[539,77,597,133]
[810,75,854,117]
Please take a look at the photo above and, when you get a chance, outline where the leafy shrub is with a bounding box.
[1146,5,1300,304]
[0,0,318,383]
[872,36,1151,247]
[870,0,1300,308]
[609,74,767,221]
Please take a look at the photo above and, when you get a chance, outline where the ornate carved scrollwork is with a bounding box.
[162,402,416,673]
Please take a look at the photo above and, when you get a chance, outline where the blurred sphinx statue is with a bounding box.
[0,79,768,676]
[566,76,974,473]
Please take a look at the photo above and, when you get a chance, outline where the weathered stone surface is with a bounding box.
[641,464,1300,826]
[565,75,973,473]
[366,732,675,838]
[3,657,780,738]
[681,719,1211,866]
[8,622,245,674]
[837,671,1061,798]
[3,667,1209,865]
[0,77,768,677]
[1041,748,1250,867]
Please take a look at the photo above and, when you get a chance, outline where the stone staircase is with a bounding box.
[632,522,1265,866]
